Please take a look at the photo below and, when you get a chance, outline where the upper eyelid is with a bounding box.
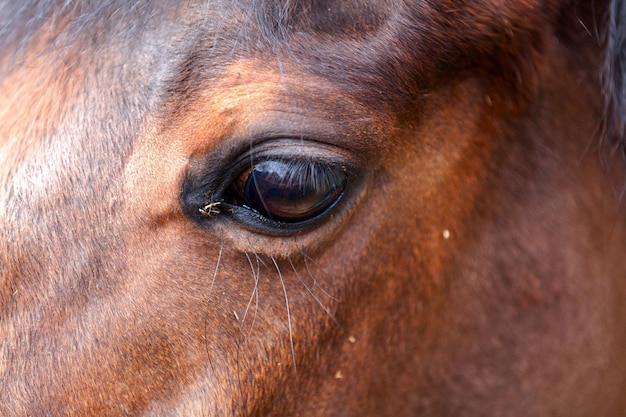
[237,159,347,185]
[211,140,355,196]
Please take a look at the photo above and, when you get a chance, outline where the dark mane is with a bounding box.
[602,0,626,172]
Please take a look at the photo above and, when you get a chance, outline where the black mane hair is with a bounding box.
[603,0,626,170]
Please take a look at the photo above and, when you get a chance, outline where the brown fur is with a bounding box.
[1,0,625,415]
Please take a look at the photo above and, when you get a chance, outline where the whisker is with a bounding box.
[301,252,341,303]
[234,250,262,402]
[255,252,271,271]
[204,232,224,359]
[271,255,299,388]
[203,231,224,397]
[240,251,260,341]
[288,255,339,327]
[249,252,262,341]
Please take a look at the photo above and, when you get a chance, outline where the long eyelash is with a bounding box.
[272,159,344,191]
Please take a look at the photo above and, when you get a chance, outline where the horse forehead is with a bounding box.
[0,0,568,182]
[0,0,563,217]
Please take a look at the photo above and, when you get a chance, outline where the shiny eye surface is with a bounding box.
[225,159,347,223]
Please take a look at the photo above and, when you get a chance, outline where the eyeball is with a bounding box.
[224,159,347,223]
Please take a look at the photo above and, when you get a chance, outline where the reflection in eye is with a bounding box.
[225,159,347,223]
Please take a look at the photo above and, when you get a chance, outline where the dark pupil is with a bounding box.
[231,160,346,222]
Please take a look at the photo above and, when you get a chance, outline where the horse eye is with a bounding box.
[224,159,347,223]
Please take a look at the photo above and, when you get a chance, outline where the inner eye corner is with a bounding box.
[198,197,224,218]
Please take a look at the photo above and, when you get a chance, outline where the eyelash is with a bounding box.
[209,158,347,224]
